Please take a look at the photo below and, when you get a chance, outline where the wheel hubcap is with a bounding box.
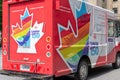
[117,55,120,66]
[80,65,87,79]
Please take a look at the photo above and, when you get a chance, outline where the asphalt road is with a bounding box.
[0,48,120,80]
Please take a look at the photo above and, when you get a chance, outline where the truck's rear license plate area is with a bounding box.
[20,65,30,71]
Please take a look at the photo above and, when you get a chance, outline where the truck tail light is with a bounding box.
[3,44,7,49]
[46,52,51,58]
[46,44,51,50]
[3,50,7,55]
[3,38,7,42]
[46,36,51,42]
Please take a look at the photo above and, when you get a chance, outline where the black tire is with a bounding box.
[75,60,88,80]
[43,76,54,80]
[112,54,120,69]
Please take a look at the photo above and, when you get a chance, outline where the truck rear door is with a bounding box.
[3,0,53,74]
[9,0,45,62]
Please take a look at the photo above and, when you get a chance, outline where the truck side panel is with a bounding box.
[53,0,90,76]
[53,0,117,76]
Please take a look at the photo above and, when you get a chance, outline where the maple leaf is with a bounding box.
[12,8,32,46]
[56,1,90,69]
[11,8,44,53]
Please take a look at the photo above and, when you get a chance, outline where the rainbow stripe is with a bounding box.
[58,2,91,69]
[60,22,90,59]
[12,8,32,46]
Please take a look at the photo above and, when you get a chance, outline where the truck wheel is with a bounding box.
[112,54,120,69]
[43,77,54,80]
[75,60,88,80]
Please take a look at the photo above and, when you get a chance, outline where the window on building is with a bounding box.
[113,8,118,13]
[113,0,118,2]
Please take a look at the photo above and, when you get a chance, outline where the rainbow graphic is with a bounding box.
[57,2,90,71]
[11,8,44,53]
[12,8,32,47]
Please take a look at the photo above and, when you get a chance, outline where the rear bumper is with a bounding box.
[0,70,53,79]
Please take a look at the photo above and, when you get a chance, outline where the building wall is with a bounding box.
[97,0,104,7]
[112,0,120,20]
[85,0,105,7]
[86,0,120,20]
[87,0,97,5]
[104,0,120,20]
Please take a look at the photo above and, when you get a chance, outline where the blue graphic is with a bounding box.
[90,42,99,56]
[21,8,30,20]
[76,2,87,18]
